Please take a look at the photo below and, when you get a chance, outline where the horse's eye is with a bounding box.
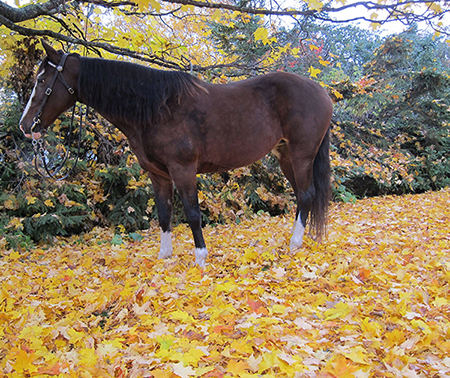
[38,78,45,84]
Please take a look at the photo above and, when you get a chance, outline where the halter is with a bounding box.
[29,53,84,181]
[30,53,75,133]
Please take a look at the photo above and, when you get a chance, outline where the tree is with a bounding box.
[0,0,449,74]
[332,27,450,197]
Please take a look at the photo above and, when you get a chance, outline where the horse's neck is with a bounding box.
[78,69,139,141]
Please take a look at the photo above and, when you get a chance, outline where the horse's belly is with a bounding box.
[197,143,276,173]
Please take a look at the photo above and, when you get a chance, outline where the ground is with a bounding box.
[1,188,449,377]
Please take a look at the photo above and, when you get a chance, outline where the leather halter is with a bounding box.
[30,53,76,133]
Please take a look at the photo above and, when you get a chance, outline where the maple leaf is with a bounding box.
[342,346,371,365]
[326,356,360,377]
[78,347,98,367]
[11,349,38,374]
[227,359,250,376]
[172,362,196,378]
[324,302,352,320]
[254,27,269,44]
[309,66,322,78]
[151,369,172,378]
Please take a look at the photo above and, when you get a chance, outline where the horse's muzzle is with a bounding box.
[19,124,42,139]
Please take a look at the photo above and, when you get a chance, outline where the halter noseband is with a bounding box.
[30,53,76,133]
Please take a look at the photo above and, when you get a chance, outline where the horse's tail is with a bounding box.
[310,127,331,240]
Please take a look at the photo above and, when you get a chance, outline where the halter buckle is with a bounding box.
[31,117,41,132]
[68,87,75,95]
[45,88,52,96]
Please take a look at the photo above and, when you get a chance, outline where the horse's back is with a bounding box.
[150,72,332,173]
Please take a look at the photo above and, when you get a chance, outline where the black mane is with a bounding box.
[78,57,202,126]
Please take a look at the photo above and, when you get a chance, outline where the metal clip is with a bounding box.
[45,88,52,96]
[68,87,75,95]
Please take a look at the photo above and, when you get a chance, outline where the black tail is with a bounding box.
[310,127,331,240]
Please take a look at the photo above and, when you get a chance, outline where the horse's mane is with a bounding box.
[78,57,204,125]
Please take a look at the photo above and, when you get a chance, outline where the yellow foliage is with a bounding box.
[0,189,449,376]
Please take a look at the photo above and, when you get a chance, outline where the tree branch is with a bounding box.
[0,0,448,72]
[0,0,68,22]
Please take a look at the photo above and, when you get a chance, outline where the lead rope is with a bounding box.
[32,103,85,181]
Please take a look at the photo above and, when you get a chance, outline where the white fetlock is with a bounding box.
[158,231,173,259]
[290,217,305,251]
[194,248,208,268]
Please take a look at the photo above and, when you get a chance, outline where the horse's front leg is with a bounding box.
[170,165,207,267]
[150,174,174,259]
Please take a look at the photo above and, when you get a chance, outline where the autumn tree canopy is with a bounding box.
[0,0,449,74]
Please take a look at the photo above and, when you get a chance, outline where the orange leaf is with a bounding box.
[11,349,38,373]
[227,360,250,376]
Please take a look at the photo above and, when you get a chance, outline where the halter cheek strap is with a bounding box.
[31,53,76,133]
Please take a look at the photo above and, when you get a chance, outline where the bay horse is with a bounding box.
[20,41,333,267]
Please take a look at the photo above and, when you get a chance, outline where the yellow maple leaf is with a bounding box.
[149,0,161,11]
[211,9,221,21]
[243,247,258,263]
[411,319,432,334]
[44,199,55,207]
[181,348,206,367]
[227,359,250,376]
[308,0,323,11]
[259,351,280,371]
[326,356,359,378]
[68,328,85,345]
[196,366,215,376]
[324,302,352,320]
[26,195,38,205]
[78,347,98,367]
[8,217,23,230]
[254,27,269,44]
[11,349,38,374]
[429,2,442,13]
[169,310,194,323]
[152,369,172,378]
[432,296,449,307]
[291,47,300,57]
[308,66,321,78]
[343,346,371,365]
[214,281,237,293]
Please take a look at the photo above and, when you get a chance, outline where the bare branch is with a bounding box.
[0,0,68,22]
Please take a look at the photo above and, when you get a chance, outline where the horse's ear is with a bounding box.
[41,40,62,63]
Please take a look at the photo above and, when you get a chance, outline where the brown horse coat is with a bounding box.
[20,42,333,267]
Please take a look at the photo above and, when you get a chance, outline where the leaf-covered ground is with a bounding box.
[1,188,450,377]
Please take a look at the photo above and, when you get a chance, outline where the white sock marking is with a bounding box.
[194,248,208,268]
[158,230,173,259]
[290,215,305,251]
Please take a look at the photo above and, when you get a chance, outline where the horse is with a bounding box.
[19,41,333,268]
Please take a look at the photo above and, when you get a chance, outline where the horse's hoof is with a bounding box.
[290,239,303,251]
[194,248,208,268]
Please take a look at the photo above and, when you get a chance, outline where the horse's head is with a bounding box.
[19,41,79,139]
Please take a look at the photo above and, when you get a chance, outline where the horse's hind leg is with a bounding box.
[169,164,208,267]
[150,174,174,259]
[274,141,315,251]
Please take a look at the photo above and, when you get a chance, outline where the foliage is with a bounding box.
[0,0,449,75]
[330,29,450,200]
[1,189,449,376]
